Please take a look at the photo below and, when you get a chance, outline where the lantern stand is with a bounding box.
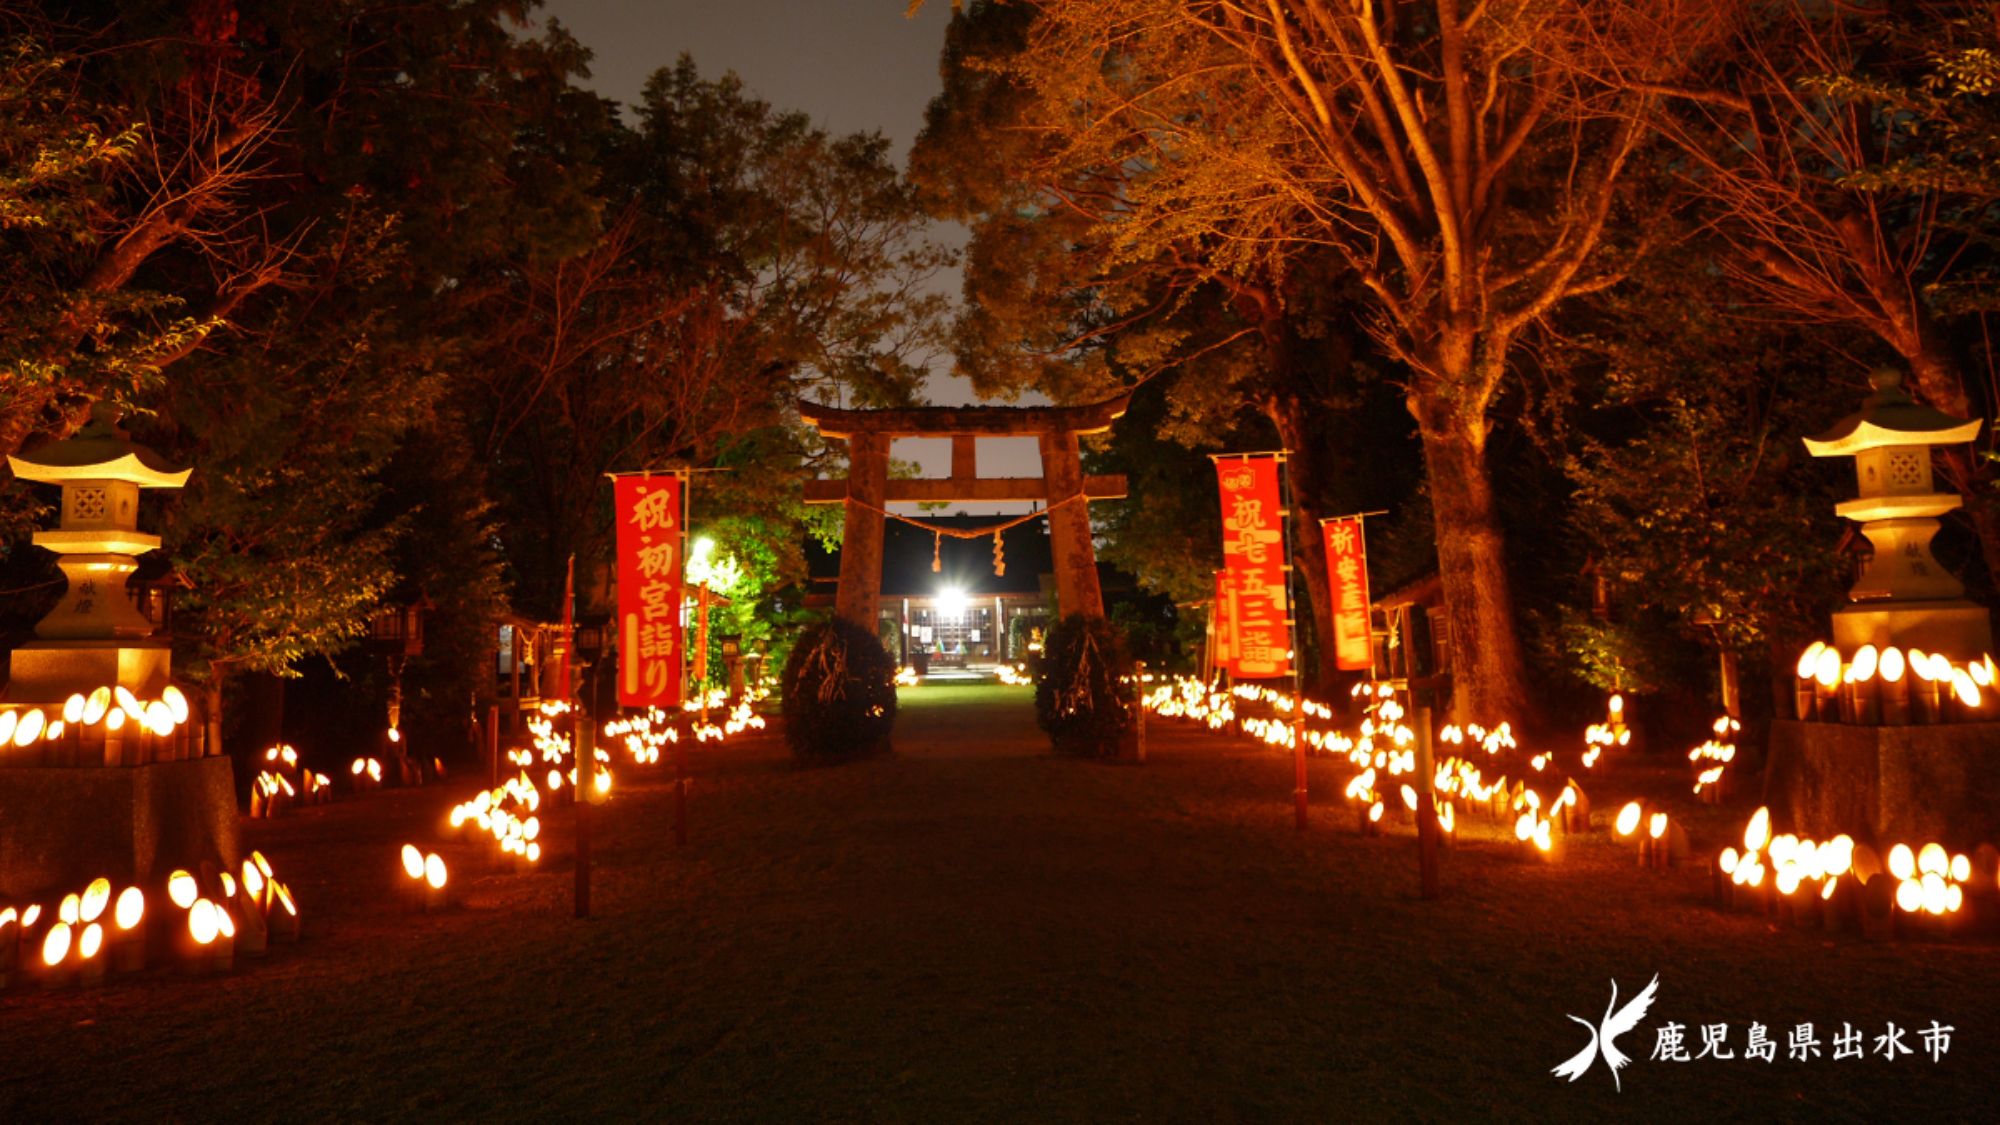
[571,621,609,921]
[1403,605,1448,901]
[367,596,430,785]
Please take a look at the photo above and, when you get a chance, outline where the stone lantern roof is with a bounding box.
[1803,368,1982,457]
[6,405,191,489]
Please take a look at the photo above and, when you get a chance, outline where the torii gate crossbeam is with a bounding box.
[799,394,1131,630]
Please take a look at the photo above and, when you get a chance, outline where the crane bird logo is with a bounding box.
[1552,975,1660,1091]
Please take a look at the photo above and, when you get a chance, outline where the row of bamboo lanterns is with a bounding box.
[1716,807,1997,938]
[0,853,300,989]
[1145,673,1598,861]
[1791,640,1994,724]
[0,683,198,766]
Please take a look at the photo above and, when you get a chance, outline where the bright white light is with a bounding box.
[936,587,967,621]
[685,536,742,594]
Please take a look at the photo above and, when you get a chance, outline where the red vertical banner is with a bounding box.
[1214,456,1291,679]
[1211,569,1236,677]
[1322,517,1374,672]
[614,474,685,708]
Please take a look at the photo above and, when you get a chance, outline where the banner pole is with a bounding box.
[1276,453,1308,832]
[677,469,692,848]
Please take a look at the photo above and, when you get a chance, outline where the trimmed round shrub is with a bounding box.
[1034,613,1135,758]
[782,617,898,761]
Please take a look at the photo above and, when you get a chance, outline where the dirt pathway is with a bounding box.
[3,682,1994,1121]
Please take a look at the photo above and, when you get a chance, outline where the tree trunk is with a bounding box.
[1409,396,1540,727]
[1267,398,1338,696]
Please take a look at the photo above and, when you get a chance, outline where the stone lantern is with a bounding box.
[1802,367,1992,658]
[6,406,190,700]
[1,406,236,899]
[1766,368,1999,846]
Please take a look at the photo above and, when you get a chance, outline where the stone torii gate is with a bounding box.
[800,394,1131,630]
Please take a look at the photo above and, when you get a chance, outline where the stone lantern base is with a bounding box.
[0,757,238,899]
[1832,600,1995,659]
[1764,719,2000,847]
[6,639,173,701]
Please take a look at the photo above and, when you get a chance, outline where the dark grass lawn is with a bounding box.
[3,681,1993,1122]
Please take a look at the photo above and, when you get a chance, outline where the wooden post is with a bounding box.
[574,709,592,919]
[486,703,500,787]
[835,433,890,630]
[1039,428,1104,619]
[673,723,689,847]
[1415,704,1440,900]
[1719,649,1741,719]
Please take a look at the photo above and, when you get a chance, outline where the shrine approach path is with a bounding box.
[2,680,1995,1121]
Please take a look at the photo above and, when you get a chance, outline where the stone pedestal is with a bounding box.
[0,756,239,899]
[6,640,173,701]
[1832,601,1994,660]
[1764,718,2000,847]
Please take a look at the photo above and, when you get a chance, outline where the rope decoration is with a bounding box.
[839,493,1086,577]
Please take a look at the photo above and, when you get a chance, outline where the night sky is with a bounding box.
[535,0,1049,499]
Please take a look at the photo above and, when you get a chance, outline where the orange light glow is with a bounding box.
[62,693,85,724]
[163,685,190,724]
[1918,843,1947,876]
[1744,807,1771,853]
[79,923,103,959]
[1614,801,1642,837]
[1814,646,1842,688]
[80,878,110,922]
[400,844,424,880]
[1895,878,1922,912]
[1796,641,1825,679]
[114,887,144,930]
[83,686,111,725]
[58,893,80,926]
[1880,647,1906,683]
[189,900,219,945]
[1648,813,1667,840]
[1848,644,1879,683]
[1888,844,1916,882]
[42,921,71,966]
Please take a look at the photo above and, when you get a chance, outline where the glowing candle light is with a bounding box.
[13,709,44,748]
[1888,844,1916,882]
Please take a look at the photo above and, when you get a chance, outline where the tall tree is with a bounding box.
[918,0,1720,720]
[1639,1,2000,576]
[470,58,955,618]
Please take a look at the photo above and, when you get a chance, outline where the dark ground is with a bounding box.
[2,682,1995,1122]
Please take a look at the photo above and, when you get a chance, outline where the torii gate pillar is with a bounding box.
[834,433,889,629]
[800,394,1131,631]
[1039,428,1104,619]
